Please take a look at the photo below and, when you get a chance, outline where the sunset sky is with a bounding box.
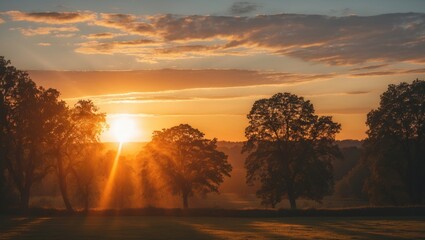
[1,0,424,141]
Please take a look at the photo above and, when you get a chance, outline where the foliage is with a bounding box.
[364,79,425,205]
[0,56,107,210]
[243,92,341,209]
[49,100,106,211]
[0,56,67,209]
[140,124,232,208]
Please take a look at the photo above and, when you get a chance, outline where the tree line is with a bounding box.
[0,56,424,211]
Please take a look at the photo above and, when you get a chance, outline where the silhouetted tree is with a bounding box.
[70,143,104,212]
[49,100,106,212]
[244,93,341,209]
[0,57,65,209]
[141,124,232,209]
[364,80,425,205]
[0,56,16,209]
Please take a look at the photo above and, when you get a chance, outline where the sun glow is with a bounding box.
[110,115,138,143]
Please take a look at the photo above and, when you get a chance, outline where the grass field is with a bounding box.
[1,216,424,239]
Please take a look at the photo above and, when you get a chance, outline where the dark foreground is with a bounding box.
[1,216,424,239]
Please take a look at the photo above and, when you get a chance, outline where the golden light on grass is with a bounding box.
[110,115,138,143]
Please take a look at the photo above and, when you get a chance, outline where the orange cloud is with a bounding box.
[78,12,425,65]
[75,39,158,55]
[94,13,154,36]
[55,33,76,38]
[38,42,51,46]
[0,17,4,24]
[14,26,79,36]
[28,69,337,99]
[83,32,125,39]
[350,68,425,77]
[7,11,425,65]
[350,64,389,71]
[6,10,96,24]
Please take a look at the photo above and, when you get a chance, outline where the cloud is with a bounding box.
[13,26,79,36]
[94,13,154,36]
[403,68,425,74]
[230,2,260,15]
[38,42,51,46]
[351,71,397,77]
[5,10,96,24]
[8,11,424,65]
[75,39,158,55]
[345,90,371,95]
[55,33,76,38]
[83,32,125,39]
[28,69,336,98]
[350,64,388,71]
[77,12,425,65]
[0,17,4,24]
[349,67,425,77]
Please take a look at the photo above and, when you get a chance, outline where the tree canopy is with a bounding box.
[364,79,425,205]
[244,92,341,209]
[0,56,67,209]
[0,56,107,210]
[140,124,232,209]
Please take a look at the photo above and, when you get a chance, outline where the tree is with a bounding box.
[364,80,425,205]
[243,93,341,209]
[70,144,104,212]
[0,56,18,209]
[0,56,106,211]
[0,57,65,209]
[140,124,232,209]
[49,100,106,212]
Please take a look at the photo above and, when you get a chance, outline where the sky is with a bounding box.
[0,0,424,142]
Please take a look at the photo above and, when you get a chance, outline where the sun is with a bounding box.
[110,115,138,143]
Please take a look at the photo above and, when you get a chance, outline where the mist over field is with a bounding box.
[21,140,364,210]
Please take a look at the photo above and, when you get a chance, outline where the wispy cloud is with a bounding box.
[350,64,389,71]
[6,11,425,65]
[38,42,51,46]
[13,26,79,36]
[75,39,159,55]
[0,17,4,24]
[82,13,425,65]
[5,10,96,24]
[350,67,425,77]
[55,33,76,38]
[29,69,340,102]
[83,32,126,39]
[94,13,154,35]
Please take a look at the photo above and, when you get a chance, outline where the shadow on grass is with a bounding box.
[1,216,425,240]
[1,208,425,239]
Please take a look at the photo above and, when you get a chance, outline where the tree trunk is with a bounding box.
[287,180,297,209]
[287,184,297,209]
[182,191,189,209]
[58,176,73,212]
[288,194,297,209]
[20,187,30,210]
[57,156,73,212]
[0,166,5,209]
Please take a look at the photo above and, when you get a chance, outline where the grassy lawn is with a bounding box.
[0,215,424,239]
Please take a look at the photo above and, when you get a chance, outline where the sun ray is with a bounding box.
[99,142,123,209]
